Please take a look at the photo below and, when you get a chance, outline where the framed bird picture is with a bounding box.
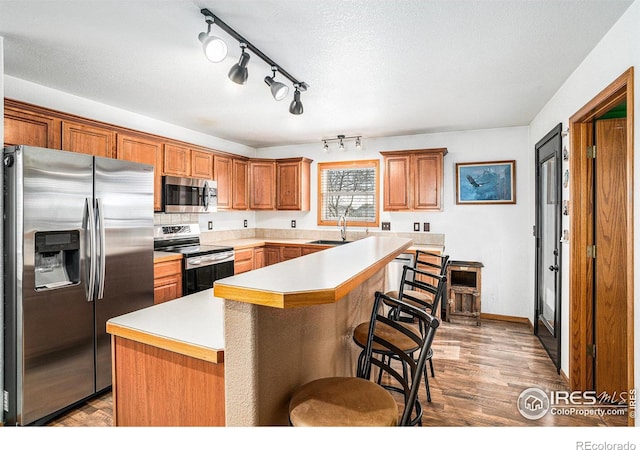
[455,160,516,204]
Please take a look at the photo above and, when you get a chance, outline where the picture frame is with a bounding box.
[455,160,516,204]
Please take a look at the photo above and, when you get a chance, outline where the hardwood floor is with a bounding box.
[46,319,629,427]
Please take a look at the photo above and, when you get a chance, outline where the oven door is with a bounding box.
[162,176,217,213]
[183,251,234,294]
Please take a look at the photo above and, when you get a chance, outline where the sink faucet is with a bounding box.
[338,212,347,242]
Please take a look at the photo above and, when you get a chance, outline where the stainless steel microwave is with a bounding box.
[161,175,217,213]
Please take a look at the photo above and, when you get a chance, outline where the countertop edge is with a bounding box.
[107,321,223,364]
[214,236,413,308]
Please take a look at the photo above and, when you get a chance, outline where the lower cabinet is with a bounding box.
[153,258,182,304]
[234,248,255,275]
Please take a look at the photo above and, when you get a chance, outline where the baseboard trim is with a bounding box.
[480,312,532,328]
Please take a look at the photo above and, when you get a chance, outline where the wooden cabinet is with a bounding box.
[276,158,312,211]
[4,103,61,148]
[281,246,302,261]
[249,159,276,210]
[264,246,281,266]
[232,158,249,210]
[446,261,483,326]
[153,258,183,304]
[254,247,265,269]
[163,143,191,177]
[214,155,232,210]
[234,248,254,275]
[191,149,214,179]
[381,148,447,211]
[117,132,163,211]
[62,121,116,158]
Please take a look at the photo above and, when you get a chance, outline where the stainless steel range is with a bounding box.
[154,224,234,295]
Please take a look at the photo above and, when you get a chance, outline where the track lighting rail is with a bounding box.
[200,8,308,92]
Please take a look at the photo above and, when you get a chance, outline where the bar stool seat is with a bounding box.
[289,377,399,427]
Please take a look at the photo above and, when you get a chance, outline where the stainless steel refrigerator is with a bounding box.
[3,145,155,425]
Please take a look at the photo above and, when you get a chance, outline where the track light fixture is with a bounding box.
[264,67,289,101]
[198,14,228,63]
[321,135,364,152]
[289,86,304,115]
[198,8,309,115]
[228,43,250,85]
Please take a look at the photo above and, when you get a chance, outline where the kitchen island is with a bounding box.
[214,235,412,426]
[106,289,225,426]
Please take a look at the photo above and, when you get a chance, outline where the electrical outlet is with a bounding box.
[291,220,296,228]
[423,222,430,232]
[243,219,248,228]
[413,222,420,232]
[381,221,391,231]
[207,221,213,230]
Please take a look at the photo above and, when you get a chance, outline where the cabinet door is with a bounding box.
[254,247,265,269]
[383,155,411,210]
[232,158,249,210]
[413,152,443,210]
[264,246,281,266]
[281,246,302,261]
[276,159,311,211]
[4,106,61,148]
[164,143,191,177]
[192,150,214,179]
[117,133,164,211]
[214,155,232,210]
[62,121,116,158]
[249,160,276,210]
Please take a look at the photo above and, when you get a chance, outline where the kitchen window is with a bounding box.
[317,160,380,227]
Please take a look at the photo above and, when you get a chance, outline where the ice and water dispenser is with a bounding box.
[34,230,80,290]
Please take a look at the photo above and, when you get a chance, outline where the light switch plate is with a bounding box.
[207,221,213,230]
[413,222,420,232]
[243,219,248,228]
[423,222,430,232]
[291,220,296,228]
[381,222,390,231]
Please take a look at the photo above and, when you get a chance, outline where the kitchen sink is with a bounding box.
[308,240,353,245]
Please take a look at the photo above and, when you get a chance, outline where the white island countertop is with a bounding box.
[214,236,412,309]
[106,288,224,363]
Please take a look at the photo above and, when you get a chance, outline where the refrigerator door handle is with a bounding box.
[96,198,106,300]
[84,197,96,302]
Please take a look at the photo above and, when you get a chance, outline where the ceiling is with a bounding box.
[0,0,634,148]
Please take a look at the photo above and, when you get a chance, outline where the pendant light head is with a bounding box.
[289,86,304,115]
[322,140,329,153]
[264,68,289,101]
[228,43,250,85]
[338,135,346,151]
[355,136,362,150]
[198,15,228,63]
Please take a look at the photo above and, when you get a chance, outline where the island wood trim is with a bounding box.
[106,322,223,363]
[214,238,412,308]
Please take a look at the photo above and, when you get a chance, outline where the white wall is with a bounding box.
[4,75,256,158]
[258,126,533,319]
[529,0,640,388]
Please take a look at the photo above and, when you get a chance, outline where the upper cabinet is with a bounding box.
[4,102,62,149]
[232,158,249,210]
[276,157,312,211]
[249,159,276,210]
[163,143,191,177]
[62,121,116,158]
[191,150,214,179]
[117,132,164,211]
[381,148,447,211]
[213,154,232,210]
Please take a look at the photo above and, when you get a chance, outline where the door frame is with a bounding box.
[568,67,634,425]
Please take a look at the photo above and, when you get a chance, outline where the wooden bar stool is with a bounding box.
[288,292,440,427]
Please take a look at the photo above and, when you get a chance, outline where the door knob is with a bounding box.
[548,265,559,272]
